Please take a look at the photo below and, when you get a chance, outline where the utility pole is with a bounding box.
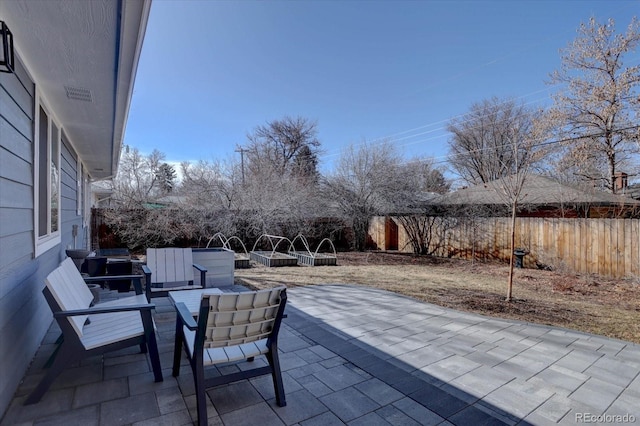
[235,146,247,185]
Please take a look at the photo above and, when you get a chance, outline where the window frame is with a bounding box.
[76,158,83,216]
[80,161,92,249]
[34,90,62,257]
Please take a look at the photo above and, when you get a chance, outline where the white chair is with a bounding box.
[142,248,207,300]
[172,287,288,426]
[25,258,162,404]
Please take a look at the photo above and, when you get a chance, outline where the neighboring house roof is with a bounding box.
[0,0,151,180]
[411,191,442,205]
[434,175,640,207]
[91,181,114,207]
[389,191,443,214]
[92,180,113,195]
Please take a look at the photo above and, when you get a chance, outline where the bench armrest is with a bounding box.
[175,302,198,330]
[54,303,155,317]
[192,263,207,288]
[192,263,207,273]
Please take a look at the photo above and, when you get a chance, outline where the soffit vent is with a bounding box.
[64,86,93,102]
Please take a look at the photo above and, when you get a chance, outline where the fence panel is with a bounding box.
[374,216,640,278]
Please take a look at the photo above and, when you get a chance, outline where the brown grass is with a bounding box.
[236,252,640,344]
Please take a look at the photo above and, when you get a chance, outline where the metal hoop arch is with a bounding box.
[252,234,295,258]
[205,232,228,248]
[313,238,337,258]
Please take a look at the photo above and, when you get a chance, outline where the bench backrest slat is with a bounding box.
[202,287,285,348]
[45,258,94,337]
[146,248,194,284]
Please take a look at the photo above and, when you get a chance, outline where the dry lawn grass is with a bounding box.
[236,252,640,344]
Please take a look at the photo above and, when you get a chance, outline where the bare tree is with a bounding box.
[447,97,546,299]
[447,97,539,185]
[104,117,329,249]
[238,165,323,239]
[110,147,168,207]
[404,159,451,194]
[245,116,321,180]
[548,17,640,193]
[489,132,543,301]
[386,159,454,255]
[180,156,324,245]
[179,159,244,242]
[323,140,409,251]
[180,159,242,210]
[235,116,324,241]
[396,215,459,256]
[104,204,200,249]
[104,147,203,249]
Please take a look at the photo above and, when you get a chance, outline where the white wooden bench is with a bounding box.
[25,258,163,405]
[142,248,208,300]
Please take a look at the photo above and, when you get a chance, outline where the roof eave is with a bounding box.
[110,0,152,180]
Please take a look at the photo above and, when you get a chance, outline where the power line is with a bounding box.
[319,89,556,160]
[406,125,640,169]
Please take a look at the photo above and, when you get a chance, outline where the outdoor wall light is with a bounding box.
[0,20,15,74]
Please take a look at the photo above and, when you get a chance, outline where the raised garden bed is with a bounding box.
[192,247,235,287]
[249,234,299,267]
[289,235,337,267]
[250,251,298,267]
[234,254,251,269]
[291,252,337,266]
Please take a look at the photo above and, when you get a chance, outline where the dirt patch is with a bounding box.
[236,251,640,343]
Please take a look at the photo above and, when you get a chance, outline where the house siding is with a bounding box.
[0,54,84,416]
[61,136,82,250]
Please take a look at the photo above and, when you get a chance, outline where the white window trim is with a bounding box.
[83,174,92,249]
[77,158,83,216]
[34,89,62,257]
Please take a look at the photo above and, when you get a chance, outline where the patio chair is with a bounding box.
[142,248,208,300]
[25,258,163,405]
[172,287,288,426]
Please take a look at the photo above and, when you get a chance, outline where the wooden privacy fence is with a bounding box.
[369,216,640,278]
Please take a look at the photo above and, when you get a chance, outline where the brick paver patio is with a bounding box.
[2,284,639,425]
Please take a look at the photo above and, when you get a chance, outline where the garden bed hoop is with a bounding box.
[205,232,251,269]
[250,234,298,267]
[289,235,337,266]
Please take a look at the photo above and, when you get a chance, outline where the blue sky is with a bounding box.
[124,0,639,175]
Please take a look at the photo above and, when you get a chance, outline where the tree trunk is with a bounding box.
[506,201,517,302]
[608,142,616,194]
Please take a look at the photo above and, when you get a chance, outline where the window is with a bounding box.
[34,97,61,255]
